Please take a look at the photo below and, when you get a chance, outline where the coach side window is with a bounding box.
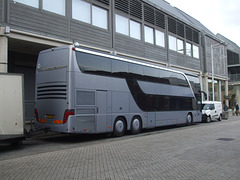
[76,52,111,74]
[129,63,143,76]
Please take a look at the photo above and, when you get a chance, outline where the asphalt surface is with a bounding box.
[0,115,240,179]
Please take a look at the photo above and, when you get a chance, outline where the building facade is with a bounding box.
[0,0,229,123]
[217,34,240,110]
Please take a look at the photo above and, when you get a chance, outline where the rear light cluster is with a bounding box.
[63,109,75,124]
[35,108,75,124]
[35,108,39,122]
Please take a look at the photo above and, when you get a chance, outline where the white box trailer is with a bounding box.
[0,73,25,144]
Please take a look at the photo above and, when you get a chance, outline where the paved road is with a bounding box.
[0,115,240,180]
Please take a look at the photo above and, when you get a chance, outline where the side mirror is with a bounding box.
[199,91,207,100]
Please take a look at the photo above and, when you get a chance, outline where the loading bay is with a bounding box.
[0,115,240,180]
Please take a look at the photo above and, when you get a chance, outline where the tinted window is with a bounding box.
[129,63,143,76]
[76,52,111,74]
[76,91,95,105]
[126,78,196,112]
[112,60,128,76]
[187,75,201,93]
[76,51,189,87]
[171,73,189,87]
[143,67,159,77]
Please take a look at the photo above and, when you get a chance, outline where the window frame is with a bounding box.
[193,45,199,59]
[177,39,184,54]
[13,0,39,8]
[115,14,141,40]
[144,25,154,44]
[72,0,108,30]
[155,29,165,48]
[186,42,192,57]
[72,0,91,24]
[42,0,66,16]
[115,14,129,36]
[92,5,108,29]
[130,19,141,40]
[169,35,177,51]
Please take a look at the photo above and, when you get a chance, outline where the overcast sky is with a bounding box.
[166,0,240,46]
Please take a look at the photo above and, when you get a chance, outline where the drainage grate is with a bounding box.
[216,138,235,141]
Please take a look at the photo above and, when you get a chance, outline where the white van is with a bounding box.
[202,101,222,123]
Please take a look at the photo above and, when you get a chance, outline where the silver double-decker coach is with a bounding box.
[35,45,202,136]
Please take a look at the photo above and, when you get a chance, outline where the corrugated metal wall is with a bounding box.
[70,20,111,49]
[5,0,227,75]
[9,1,112,50]
[10,3,69,39]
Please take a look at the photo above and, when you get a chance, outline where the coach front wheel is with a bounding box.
[113,117,126,137]
[186,113,193,125]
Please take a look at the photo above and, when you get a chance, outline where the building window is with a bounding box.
[92,6,108,29]
[43,0,65,16]
[193,45,199,59]
[14,0,39,8]
[177,39,184,54]
[116,14,129,35]
[169,35,185,54]
[169,35,177,51]
[130,20,141,40]
[186,43,192,56]
[144,26,154,44]
[155,30,165,47]
[115,14,141,40]
[72,0,108,30]
[72,0,91,24]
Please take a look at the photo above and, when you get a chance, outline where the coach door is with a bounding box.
[96,90,108,133]
[147,112,156,128]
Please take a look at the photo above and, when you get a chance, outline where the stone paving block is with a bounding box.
[0,115,240,179]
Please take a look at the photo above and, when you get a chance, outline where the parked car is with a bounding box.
[202,101,222,123]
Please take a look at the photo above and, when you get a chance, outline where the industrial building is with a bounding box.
[0,0,229,123]
[217,33,240,111]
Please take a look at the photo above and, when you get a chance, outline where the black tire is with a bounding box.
[218,115,222,121]
[186,113,193,126]
[130,116,142,135]
[113,117,126,137]
[206,116,211,123]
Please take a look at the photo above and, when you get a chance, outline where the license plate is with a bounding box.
[46,114,55,119]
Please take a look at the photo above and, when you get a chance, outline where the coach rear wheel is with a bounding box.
[113,117,126,137]
[186,113,193,125]
[131,116,142,135]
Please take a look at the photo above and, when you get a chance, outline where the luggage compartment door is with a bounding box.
[96,90,107,133]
